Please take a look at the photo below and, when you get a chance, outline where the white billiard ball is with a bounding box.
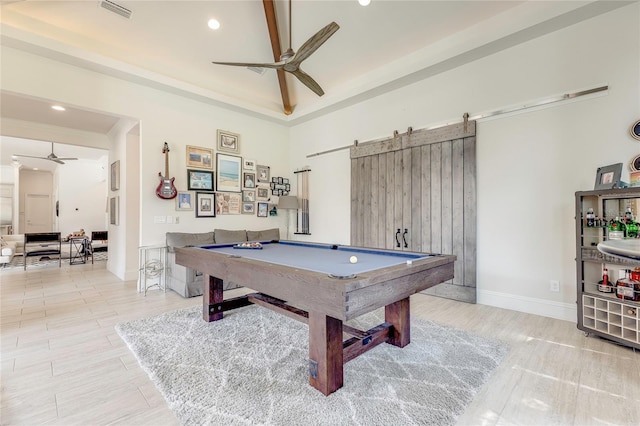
[349,255,358,264]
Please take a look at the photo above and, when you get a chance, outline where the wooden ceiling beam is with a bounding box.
[263,0,292,115]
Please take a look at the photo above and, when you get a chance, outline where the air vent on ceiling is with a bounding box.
[100,0,132,19]
[247,66,266,75]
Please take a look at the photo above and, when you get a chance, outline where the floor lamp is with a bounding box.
[277,195,298,240]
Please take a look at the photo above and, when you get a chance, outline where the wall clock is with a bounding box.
[631,119,640,141]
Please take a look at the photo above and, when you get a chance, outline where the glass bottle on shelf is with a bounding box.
[626,221,639,238]
[622,207,639,238]
[586,208,595,227]
[616,269,636,301]
[608,216,626,240]
[598,267,614,293]
[624,207,634,224]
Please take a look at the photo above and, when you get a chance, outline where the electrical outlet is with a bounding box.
[550,280,560,292]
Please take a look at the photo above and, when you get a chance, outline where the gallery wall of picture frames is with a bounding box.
[270,177,290,196]
[163,131,289,218]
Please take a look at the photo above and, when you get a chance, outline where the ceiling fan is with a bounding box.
[212,0,339,97]
[14,142,78,164]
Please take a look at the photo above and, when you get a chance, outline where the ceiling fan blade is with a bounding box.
[289,22,339,66]
[290,68,325,97]
[55,157,78,161]
[212,60,285,70]
[13,154,46,160]
[51,159,65,164]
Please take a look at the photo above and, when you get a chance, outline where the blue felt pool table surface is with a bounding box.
[198,241,432,277]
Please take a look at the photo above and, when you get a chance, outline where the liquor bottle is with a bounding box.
[624,207,634,224]
[626,220,639,238]
[586,208,595,227]
[608,216,626,240]
[598,267,614,293]
[616,269,636,301]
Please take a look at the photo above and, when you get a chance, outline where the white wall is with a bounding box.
[56,159,108,238]
[289,4,640,321]
[1,44,291,279]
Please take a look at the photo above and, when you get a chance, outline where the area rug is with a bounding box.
[2,251,107,270]
[116,305,508,426]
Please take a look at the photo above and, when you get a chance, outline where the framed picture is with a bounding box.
[257,165,270,184]
[109,196,119,225]
[187,169,214,191]
[257,202,268,217]
[242,190,255,202]
[196,192,216,217]
[243,159,256,170]
[186,145,213,169]
[242,202,255,214]
[110,160,120,191]
[217,153,242,192]
[175,191,194,211]
[215,192,242,215]
[256,187,269,200]
[217,129,240,153]
[243,172,256,189]
[594,163,623,190]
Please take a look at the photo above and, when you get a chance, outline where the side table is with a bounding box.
[137,244,167,295]
[69,237,91,265]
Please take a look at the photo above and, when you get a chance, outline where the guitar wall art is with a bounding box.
[156,142,178,199]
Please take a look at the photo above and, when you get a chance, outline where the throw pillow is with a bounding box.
[166,232,215,253]
[246,228,280,242]
[213,229,247,244]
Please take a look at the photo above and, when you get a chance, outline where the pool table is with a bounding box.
[175,240,455,395]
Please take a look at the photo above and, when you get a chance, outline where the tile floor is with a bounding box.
[1,261,639,425]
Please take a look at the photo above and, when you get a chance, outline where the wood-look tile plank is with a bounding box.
[2,261,639,426]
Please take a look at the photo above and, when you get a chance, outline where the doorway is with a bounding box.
[25,193,52,233]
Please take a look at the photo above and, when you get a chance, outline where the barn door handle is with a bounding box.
[395,229,401,248]
[402,229,408,248]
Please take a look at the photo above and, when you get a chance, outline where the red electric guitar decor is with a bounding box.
[156,142,177,199]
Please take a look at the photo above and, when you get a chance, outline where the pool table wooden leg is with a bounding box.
[203,274,224,322]
[308,311,344,395]
[385,297,410,347]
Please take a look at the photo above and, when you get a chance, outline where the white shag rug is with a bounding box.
[116,305,508,426]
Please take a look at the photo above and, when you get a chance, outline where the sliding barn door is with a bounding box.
[350,121,476,303]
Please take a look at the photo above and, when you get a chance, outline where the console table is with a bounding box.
[24,232,62,270]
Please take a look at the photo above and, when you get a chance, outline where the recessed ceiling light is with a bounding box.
[208,18,220,30]
[51,105,66,111]
[358,0,371,6]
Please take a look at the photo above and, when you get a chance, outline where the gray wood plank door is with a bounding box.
[350,121,476,303]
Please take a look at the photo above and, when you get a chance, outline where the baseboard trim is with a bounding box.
[477,289,576,322]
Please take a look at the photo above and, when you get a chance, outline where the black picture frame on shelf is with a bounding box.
[594,163,623,190]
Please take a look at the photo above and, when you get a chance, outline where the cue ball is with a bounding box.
[349,256,358,264]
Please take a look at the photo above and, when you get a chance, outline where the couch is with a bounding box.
[166,228,280,297]
[0,235,24,266]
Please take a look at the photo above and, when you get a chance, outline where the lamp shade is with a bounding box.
[277,195,298,210]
